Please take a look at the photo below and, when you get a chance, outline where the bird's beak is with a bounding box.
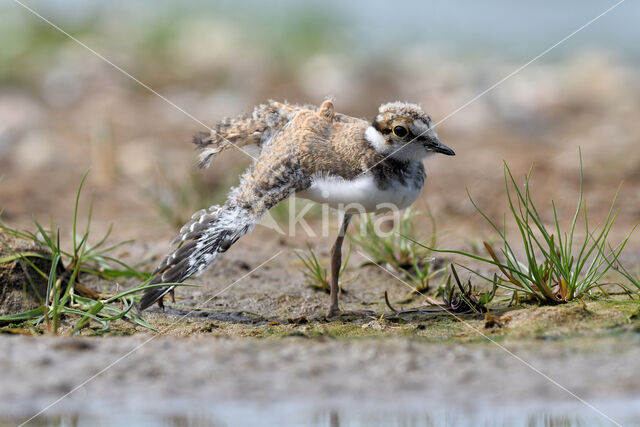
[425,137,455,156]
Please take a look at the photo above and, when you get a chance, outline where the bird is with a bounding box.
[139,99,455,316]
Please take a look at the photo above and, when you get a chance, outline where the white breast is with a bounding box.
[298,173,424,213]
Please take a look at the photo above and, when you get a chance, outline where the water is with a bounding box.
[2,410,631,427]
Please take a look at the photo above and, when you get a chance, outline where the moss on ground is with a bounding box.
[3,296,639,343]
[136,297,640,343]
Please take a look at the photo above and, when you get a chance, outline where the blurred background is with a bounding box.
[1,0,639,248]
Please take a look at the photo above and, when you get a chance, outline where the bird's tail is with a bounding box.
[139,204,257,311]
[193,100,307,168]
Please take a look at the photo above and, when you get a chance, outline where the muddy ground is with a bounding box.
[2,236,640,425]
[2,7,640,424]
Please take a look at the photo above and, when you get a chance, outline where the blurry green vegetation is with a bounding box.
[350,208,445,294]
[263,8,343,63]
[0,19,84,85]
[0,3,344,86]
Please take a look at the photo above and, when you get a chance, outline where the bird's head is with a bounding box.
[366,102,455,161]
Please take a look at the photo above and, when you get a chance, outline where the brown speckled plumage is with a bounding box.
[139,99,454,311]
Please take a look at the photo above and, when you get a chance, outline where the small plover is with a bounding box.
[140,99,454,316]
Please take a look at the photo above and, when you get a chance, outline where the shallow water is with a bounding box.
[3,334,640,427]
[4,409,636,427]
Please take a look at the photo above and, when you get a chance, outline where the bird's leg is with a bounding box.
[327,214,376,318]
[328,213,352,317]
[156,289,175,310]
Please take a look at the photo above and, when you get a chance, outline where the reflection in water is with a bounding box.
[0,411,617,427]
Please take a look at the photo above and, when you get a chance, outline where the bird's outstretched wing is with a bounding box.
[138,102,340,311]
[194,100,318,168]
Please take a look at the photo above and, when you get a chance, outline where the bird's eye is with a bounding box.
[392,125,408,138]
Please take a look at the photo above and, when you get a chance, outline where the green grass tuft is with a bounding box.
[294,242,352,293]
[350,207,444,293]
[0,172,193,334]
[411,152,636,304]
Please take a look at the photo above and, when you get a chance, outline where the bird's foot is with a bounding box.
[156,289,175,311]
